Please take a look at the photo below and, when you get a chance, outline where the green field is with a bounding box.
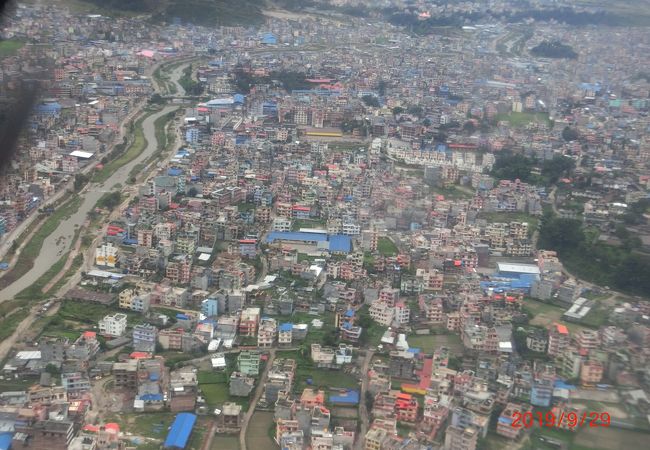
[406,333,463,354]
[0,39,25,57]
[377,237,398,256]
[276,350,359,394]
[495,111,554,128]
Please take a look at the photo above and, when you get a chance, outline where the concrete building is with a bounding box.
[98,313,128,337]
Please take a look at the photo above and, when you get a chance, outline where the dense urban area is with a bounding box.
[0,1,649,450]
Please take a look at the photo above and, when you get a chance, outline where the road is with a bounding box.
[355,349,374,450]
[0,105,177,301]
[239,348,276,450]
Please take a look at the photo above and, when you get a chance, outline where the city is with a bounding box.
[0,1,649,450]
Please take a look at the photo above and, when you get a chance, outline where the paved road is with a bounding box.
[0,105,177,301]
[240,348,276,450]
[355,349,374,450]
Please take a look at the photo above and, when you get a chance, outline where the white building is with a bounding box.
[95,242,118,267]
[98,313,128,337]
[272,218,292,232]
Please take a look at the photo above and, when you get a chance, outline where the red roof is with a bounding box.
[555,324,569,335]
[130,352,151,359]
[83,331,96,338]
[292,205,310,211]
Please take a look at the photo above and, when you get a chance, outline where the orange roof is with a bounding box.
[555,324,569,335]
[130,352,151,359]
[396,392,412,400]
[83,331,96,338]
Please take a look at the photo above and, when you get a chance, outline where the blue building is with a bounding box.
[185,127,200,144]
[163,413,197,449]
[201,298,219,317]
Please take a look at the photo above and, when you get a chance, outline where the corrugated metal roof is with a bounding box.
[163,413,196,449]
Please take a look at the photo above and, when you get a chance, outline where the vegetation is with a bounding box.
[495,111,553,128]
[538,213,650,297]
[361,95,380,108]
[93,111,151,183]
[531,40,578,59]
[0,39,25,57]
[233,68,311,94]
[178,64,202,95]
[376,237,398,256]
[491,151,575,186]
[96,192,122,211]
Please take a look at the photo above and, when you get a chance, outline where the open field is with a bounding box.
[377,237,398,256]
[406,334,463,354]
[574,426,650,450]
[0,39,25,57]
[245,411,276,450]
[211,435,240,450]
[495,111,554,128]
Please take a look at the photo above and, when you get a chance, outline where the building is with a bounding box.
[98,313,128,337]
[239,307,261,337]
[496,403,531,439]
[258,317,277,348]
[95,242,118,267]
[547,323,569,357]
[237,350,260,377]
[163,413,197,449]
[278,323,293,345]
[133,324,158,353]
[444,425,478,450]
[580,360,603,385]
[201,298,219,317]
[113,359,139,390]
[13,420,75,450]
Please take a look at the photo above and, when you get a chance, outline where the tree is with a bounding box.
[361,94,380,108]
[392,106,405,116]
[407,105,424,118]
[562,126,579,141]
[45,363,60,376]
[187,187,198,197]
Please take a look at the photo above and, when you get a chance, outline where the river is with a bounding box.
[0,105,177,301]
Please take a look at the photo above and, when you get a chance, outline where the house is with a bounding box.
[237,351,261,377]
[98,313,128,337]
[496,403,531,439]
[547,323,570,357]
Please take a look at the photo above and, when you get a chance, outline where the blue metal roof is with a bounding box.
[168,168,183,176]
[344,309,354,318]
[329,389,359,404]
[279,323,293,332]
[140,393,163,401]
[266,232,328,243]
[0,433,12,450]
[328,235,351,253]
[164,413,197,449]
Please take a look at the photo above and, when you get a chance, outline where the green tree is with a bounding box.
[361,94,380,108]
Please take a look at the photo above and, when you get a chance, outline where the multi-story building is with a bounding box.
[278,323,293,346]
[239,307,261,336]
[238,350,261,377]
[98,313,128,337]
[580,360,603,385]
[496,403,531,439]
[444,425,478,450]
[201,298,219,317]
[258,317,277,348]
[547,323,570,357]
[95,242,118,267]
[119,289,150,312]
[133,324,158,353]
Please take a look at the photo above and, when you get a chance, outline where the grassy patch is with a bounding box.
[276,350,359,394]
[406,333,463,354]
[495,111,554,128]
[377,237,398,256]
[50,254,84,294]
[0,39,25,57]
[478,211,539,234]
[0,307,30,341]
